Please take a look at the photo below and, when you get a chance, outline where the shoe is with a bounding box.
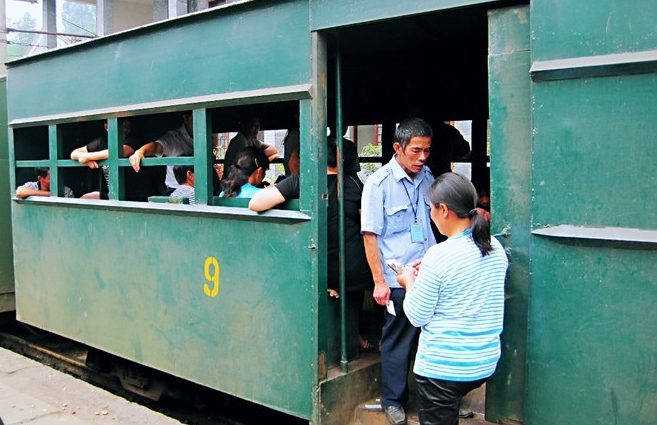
[459,407,473,418]
[383,405,406,425]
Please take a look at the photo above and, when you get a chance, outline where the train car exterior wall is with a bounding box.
[0,77,13,313]
[6,0,657,424]
[525,1,657,424]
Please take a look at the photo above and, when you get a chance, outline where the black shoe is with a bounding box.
[459,407,474,418]
[383,405,406,425]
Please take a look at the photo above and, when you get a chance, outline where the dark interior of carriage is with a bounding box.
[325,4,495,192]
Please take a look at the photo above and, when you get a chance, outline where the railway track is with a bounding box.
[0,316,304,425]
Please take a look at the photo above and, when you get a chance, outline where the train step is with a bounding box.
[352,390,489,425]
[321,348,489,425]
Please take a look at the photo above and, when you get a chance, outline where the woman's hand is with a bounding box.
[397,265,417,291]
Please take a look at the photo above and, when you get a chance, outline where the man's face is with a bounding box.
[184,114,193,135]
[245,119,260,138]
[122,121,132,138]
[38,171,51,191]
[394,136,431,176]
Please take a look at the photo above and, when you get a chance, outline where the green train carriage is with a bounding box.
[7,1,657,424]
[0,76,12,314]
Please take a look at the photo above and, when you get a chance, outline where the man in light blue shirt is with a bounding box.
[361,118,435,425]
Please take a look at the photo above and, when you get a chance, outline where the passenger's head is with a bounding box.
[477,190,491,211]
[103,120,133,139]
[288,149,300,175]
[35,167,51,191]
[173,165,194,186]
[427,172,492,256]
[221,146,270,197]
[394,118,433,151]
[121,120,132,139]
[241,117,261,139]
[393,118,432,177]
[182,111,193,135]
[328,124,348,139]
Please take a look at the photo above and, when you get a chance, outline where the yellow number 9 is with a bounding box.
[204,256,220,297]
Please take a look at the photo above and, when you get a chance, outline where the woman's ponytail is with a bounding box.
[427,173,492,257]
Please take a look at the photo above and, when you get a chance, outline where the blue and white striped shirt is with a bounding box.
[404,230,508,381]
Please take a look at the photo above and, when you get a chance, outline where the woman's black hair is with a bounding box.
[427,172,493,256]
[221,146,270,197]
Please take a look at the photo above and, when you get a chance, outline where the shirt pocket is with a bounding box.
[423,196,432,217]
[385,203,409,234]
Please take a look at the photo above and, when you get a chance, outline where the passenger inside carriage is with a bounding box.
[282,115,299,177]
[16,167,75,199]
[170,165,195,205]
[328,125,360,177]
[223,116,280,173]
[423,119,471,178]
[70,120,143,200]
[219,146,270,198]
[249,139,375,351]
[128,111,194,194]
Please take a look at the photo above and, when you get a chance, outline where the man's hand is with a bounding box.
[373,281,390,306]
[77,153,99,169]
[129,151,144,172]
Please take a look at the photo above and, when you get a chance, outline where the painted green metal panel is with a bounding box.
[532,0,657,61]
[487,6,531,423]
[526,240,657,425]
[527,1,657,423]
[7,0,311,122]
[310,0,498,30]
[0,77,14,312]
[532,74,656,229]
[13,204,316,418]
[527,73,657,425]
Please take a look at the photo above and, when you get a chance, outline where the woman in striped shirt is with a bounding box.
[397,173,509,425]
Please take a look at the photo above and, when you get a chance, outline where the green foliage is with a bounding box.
[360,143,382,174]
[61,1,96,36]
[360,143,382,157]
[7,13,38,60]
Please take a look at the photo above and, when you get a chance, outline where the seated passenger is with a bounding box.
[328,125,360,176]
[128,111,193,193]
[250,139,374,350]
[169,165,195,205]
[70,120,141,199]
[283,116,300,176]
[16,167,74,199]
[223,116,279,172]
[220,146,270,198]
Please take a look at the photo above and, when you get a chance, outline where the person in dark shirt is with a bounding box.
[424,121,470,177]
[71,120,166,201]
[250,138,374,350]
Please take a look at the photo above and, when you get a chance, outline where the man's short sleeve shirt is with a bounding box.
[155,124,194,188]
[361,156,436,288]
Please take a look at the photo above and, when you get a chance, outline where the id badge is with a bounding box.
[411,221,425,243]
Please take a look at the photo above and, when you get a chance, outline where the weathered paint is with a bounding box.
[7,0,657,423]
[486,6,531,423]
[531,0,657,61]
[0,77,14,312]
[7,0,311,122]
[526,1,657,424]
[310,0,497,31]
[13,202,316,418]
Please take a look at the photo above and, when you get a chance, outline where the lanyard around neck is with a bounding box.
[401,179,420,222]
